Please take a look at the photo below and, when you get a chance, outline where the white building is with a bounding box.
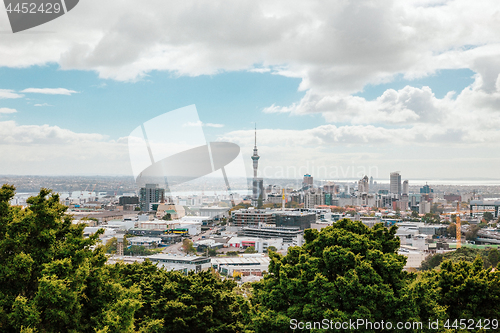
[398,246,426,270]
[227,236,283,253]
[127,236,162,249]
[146,254,211,273]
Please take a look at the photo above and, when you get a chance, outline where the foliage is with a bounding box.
[108,261,252,333]
[244,246,257,254]
[182,239,196,254]
[465,224,481,241]
[413,257,500,324]
[422,212,440,224]
[411,210,419,218]
[446,223,456,238]
[250,218,416,332]
[266,246,277,253]
[257,194,263,209]
[226,251,239,257]
[431,203,444,215]
[420,247,500,270]
[162,213,172,221]
[483,212,494,222]
[105,236,129,254]
[0,185,141,333]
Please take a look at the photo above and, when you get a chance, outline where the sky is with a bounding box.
[1,0,500,183]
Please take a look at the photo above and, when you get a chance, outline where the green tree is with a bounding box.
[488,248,500,267]
[257,194,263,209]
[207,248,218,257]
[483,212,494,222]
[0,185,141,332]
[162,213,172,221]
[420,253,444,271]
[411,210,419,218]
[250,218,416,332]
[446,223,456,238]
[182,239,196,254]
[226,251,239,257]
[244,246,257,254]
[465,224,481,241]
[266,246,277,253]
[413,257,500,322]
[109,261,251,332]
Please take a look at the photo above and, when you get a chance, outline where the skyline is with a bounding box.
[1,1,500,180]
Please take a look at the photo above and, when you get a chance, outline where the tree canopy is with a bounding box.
[251,219,417,332]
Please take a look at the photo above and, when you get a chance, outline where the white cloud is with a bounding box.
[0,0,495,87]
[184,121,224,128]
[0,89,23,99]
[204,123,224,128]
[21,88,78,95]
[0,121,131,175]
[34,103,53,107]
[0,108,17,114]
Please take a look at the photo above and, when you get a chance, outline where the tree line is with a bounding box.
[1,185,499,332]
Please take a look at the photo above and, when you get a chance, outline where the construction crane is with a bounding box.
[114,182,122,196]
[282,188,285,210]
[80,184,89,197]
[89,183,97,196]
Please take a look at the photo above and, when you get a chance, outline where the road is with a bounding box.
[161,227,218,255]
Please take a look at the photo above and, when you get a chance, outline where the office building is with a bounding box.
[304,190,324,208]
[275,211,315,230]
[403,180,409,195]
[119,196,139,205]
[390,172,402,198]
[303,174,313,189]
[240,226,304,243]
[139,184,165,211]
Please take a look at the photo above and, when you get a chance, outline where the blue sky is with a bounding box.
[1,64,321,140]
[0,0,500,181]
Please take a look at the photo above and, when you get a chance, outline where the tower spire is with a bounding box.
[251,123,260,179]
[254,123,257,147]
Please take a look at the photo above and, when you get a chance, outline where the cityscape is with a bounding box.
[2,0,500,332]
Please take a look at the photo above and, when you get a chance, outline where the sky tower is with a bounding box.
[251,124,260,178]
[251,124,264,206]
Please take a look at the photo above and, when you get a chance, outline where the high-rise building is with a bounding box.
[251,125,260,179]
[251,125,263,206]
[390,172,402,198]
[303,174,313,189]
[304,190,324,208]
[420,184,433,194]
[252,178,264,206]
[403,180,409,195]
[140,184,165,211]
[358,175,369,193]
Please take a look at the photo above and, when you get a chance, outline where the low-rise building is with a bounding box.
[127,236,162,249]
[145,254,211,273]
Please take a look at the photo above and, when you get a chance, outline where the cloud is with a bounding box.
[0,108,17,114]
[34,103,53,107]
[0,0,494,87]
[0,89,23,99]
[0,121,130,175]
[204,123,224,128]
[184,121,224,128]
[21,88,78,95]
